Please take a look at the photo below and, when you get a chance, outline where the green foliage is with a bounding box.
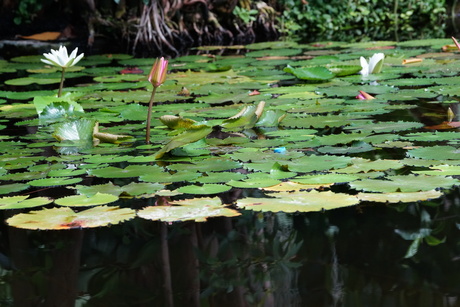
[233,6,258,25]
[13,0,47,25]
[278,0,447,41]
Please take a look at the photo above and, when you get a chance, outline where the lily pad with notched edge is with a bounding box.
[55,192,119,207]
[138,205,240,222]
[237,190,359,212]
[349,174,460,193]
[358,190,443,203]
[6,206,136,230]
[176,184,232,195]
[0,195,53,209]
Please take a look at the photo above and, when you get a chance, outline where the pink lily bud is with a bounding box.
[356,90,375,100]
[356,93,366,100]
[148,57,168,88]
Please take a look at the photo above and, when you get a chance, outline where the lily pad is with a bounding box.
[6,206,135,230]
[349,175,459,193]
[55,192,119,207]
[176,184,232,195]
[357,190,443,203]
[237,190,359,212]
[0,196,53,210]
[137,198,240,222]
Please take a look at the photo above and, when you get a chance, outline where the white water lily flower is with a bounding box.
[41,45,84,69]
[359,53,384,76]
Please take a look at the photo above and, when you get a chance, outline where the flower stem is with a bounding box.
[145,87,158,144]
[58,68,66,97]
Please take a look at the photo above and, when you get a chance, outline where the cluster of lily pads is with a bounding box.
[1,38,460,230]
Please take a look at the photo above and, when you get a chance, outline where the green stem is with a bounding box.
[145,87,158,144]
[58,68,66,97]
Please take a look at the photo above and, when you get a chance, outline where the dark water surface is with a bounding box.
[2,188,460,306]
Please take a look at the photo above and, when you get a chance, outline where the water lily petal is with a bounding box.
[41,45,84,69]
[359,56,369,76]
[369,53,385,74]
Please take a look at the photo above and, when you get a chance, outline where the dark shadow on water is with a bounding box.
[1,187,460,306]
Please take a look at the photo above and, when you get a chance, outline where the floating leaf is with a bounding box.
[0,196,53,210]
[284,65,335,81]
[156,124,213,159]
[55,192,119,207]
[292,173,360,185]
[160,115,197,129]
[226,177,281,188]
[28,177,82,187]
[413,165,460,176]
[6,206,135,230]
[88,165,163,178]
[53,118,96,143]
[194,172,247,183]
[357,190,443,203]
[0,183,30,195]
[75,182,123,197]
[349,175,459,193]
[138,198,240,222]
[237,190,359,212]
[176,184,231,195]
[407,146,460,160]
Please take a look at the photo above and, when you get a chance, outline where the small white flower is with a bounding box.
[360,53,385,76]
[41,45,84,69]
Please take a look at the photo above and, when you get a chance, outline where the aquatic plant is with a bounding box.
[359,52,384,76]
[41,46,84,97]
[146,57,168,144]
[1,38,460,234]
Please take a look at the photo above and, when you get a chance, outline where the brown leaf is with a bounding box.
[19,32,61,41]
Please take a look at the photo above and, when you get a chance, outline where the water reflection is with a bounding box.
[1,188,460,306]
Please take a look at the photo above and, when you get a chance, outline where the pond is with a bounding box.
[0,38,460,306]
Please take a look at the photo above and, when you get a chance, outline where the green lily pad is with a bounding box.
[407,146,460,160]
[155,124,213,159]
[413,165,460,176]
[55,192,119,207]
[0,195,53,210]
[140,171,201,183]
[349,174,459,193]
[284,65,335,81]
[292,173,360,185]
[226,177,281,188]
[176,184,232,195]
[0,183,30,195]
[88,165,163,178]
[28,177,82,187]
[194,172,247,183]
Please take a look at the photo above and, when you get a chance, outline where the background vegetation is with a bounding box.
[278,0,448,42]
[0,0,452,55]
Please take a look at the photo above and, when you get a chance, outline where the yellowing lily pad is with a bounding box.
[357,190,443,203]
[137,198,240,222]
[237,190,359,212]
[6,206,136,230]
